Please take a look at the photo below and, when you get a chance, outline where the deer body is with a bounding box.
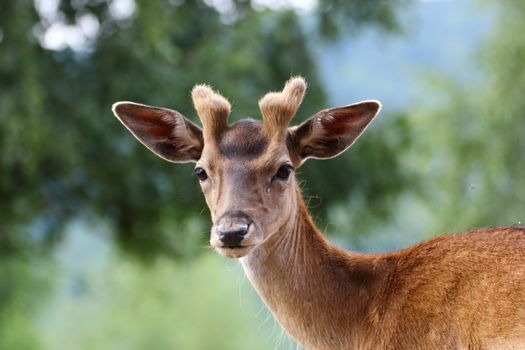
[242,191,525,349]
[113,77,525,349]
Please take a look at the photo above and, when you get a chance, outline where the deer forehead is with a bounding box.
[216,119,268,158]
[202,118,289,164]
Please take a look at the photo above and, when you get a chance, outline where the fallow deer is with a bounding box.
[112,77,525,349]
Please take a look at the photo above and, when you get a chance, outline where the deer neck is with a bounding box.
[240,188,381,349]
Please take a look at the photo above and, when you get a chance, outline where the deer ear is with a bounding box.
[288,101,381,165]
[112,102,204,163]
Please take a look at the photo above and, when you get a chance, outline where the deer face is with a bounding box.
[112,77,381,258]
[195,119,301,258]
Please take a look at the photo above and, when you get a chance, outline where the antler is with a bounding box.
[191,77,305,142]
[192,84,231,140]
[259,76,307,137]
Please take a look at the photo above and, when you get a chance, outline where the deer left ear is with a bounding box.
[112,102,204,163]
[288,101,381,165]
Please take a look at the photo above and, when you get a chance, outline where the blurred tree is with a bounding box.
[0,0,411,260]
[405,0,525,234]
[317,0,410,39]
[39,251,283,350]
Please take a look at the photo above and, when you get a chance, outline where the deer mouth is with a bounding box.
[215,244,254,258]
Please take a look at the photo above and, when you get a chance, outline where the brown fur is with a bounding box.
[191,84,231,141]
[242,192,525,350]
[259,76,306,138]
[112,77,525,350]
[218,120,268,159]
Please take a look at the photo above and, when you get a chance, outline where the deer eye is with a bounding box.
[273,164,294,181]
[193,167,208,181]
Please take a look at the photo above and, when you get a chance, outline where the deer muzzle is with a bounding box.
[215,211,253,248]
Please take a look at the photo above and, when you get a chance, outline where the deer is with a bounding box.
[112,77,525,350]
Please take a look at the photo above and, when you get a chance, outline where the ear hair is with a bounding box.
[192,84,231,139]
[259,76,307,137]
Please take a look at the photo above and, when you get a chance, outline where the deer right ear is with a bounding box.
[112,102,204,163]
[288,101,381,166]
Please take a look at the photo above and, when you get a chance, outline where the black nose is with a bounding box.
[217,223,249,247]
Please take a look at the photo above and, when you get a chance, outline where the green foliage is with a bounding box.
[0,252,53,350]
[317,0,410,39]
[404,0,525,234]
[40,243,280,350]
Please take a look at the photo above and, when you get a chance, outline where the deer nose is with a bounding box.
[217,223,249,247]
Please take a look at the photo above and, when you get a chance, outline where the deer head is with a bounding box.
[112,77,381,258]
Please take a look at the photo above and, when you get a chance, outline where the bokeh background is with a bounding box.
[1,0,524,349]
